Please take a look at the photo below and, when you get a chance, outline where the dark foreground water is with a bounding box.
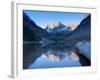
[23,43,90,69]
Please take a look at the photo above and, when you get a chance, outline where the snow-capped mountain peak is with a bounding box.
[66,23,78,31]
[45,21,67,33]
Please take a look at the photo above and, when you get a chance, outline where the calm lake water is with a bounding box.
[23,43,90,69]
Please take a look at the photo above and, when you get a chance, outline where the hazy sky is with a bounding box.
[24,10,89,29]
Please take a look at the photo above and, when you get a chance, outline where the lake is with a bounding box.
[23,42,90,69]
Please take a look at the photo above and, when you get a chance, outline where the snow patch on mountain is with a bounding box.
[66,23,78,31]
[45,21,78,33]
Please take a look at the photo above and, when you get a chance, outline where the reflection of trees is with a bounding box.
[23,43,72,69]
[71,48,90,66]
[23,43,43,69]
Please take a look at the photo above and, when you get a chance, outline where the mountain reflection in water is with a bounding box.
[23,43,90,69]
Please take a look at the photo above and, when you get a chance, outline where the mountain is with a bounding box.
[66,23,78,31]
[65,15,91,41]
[45,21,68,33]
[47,15,91,43]
[45,22,78,33]
[23,12,91,44]
[23,12,48,42]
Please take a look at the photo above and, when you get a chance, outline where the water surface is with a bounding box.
[23,42,90,69]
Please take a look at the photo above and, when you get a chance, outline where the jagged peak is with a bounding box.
[66,23,78,30]
[46,21,64,29]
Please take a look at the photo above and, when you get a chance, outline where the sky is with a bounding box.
[24,10,89,29]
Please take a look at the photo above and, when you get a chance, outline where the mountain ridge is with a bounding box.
[23,12,91,44]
